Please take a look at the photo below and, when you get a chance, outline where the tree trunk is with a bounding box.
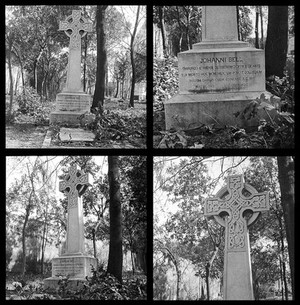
[33,59,37,90]
[92,228,97,258]
[107,156,122,283]
[114,79,119,98]
[130,248,135,275]
[83,35,87,93]
[91,5,108,112]
[277,156,294,300]
[255,7,259,48]
[129,6,141,108]
[7,36,14,121]
[205,263,210,300]
[158,6,167,56]
[40,218,47,275]
[265,6,288,77]
[22,205,30,276]
[260,6,264,48]
[237,6,240,40]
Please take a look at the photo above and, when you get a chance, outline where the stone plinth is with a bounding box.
[164,6,273,131]
[165,44,270,130]
[50,92,91,124]
[44,255,97,290]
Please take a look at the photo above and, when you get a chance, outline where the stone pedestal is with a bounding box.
[165,6,272,130]
[50,92,91,124]
[44,255,97,290]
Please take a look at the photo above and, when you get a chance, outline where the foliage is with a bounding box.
[153,6,202,55]
[6,267,146,300]
[14,86,50,124]
[91,108,146,147]
[153,57,178,111]
[120,156,147,273]
[238,6,253,42]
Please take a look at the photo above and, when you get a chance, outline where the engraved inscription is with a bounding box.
[179,53,265,93]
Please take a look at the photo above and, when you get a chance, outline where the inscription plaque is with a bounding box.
[179,51,265,94]
[52,257,89,277]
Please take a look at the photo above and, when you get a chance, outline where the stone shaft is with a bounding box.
[59,10,92,92]
[204,175,269,300]
[202,6,238,42]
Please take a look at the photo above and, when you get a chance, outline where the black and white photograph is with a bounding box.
[5,4,295,302]
[6,156,147,299]
[153,6,294,148]
[154,156,294,300]
[6,5,146,148]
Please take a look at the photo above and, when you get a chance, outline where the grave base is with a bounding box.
[164,91,276,130]
[44,255,97,290]
[50,110,88,125]
[43,277,88,291]
[50,92,91,124]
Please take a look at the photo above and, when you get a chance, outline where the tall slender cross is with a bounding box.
[59,164,91,255]
[204,175,269,300]
[59,10,92,92]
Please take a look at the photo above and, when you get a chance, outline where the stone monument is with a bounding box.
[50,10,92,124]
[204,175,269,300]
[165,6,273,130]
[44,164,97,289]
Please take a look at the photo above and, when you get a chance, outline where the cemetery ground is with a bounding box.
[6,94,146,149]
[6,269,147,300]
[153,59,294,149]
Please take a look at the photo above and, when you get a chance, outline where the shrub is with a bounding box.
[153,56,179,111]
[15,86,49,124]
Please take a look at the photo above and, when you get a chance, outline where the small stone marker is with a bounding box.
[204,175,269,300]
[50,10,93,124]
[165,6,273,130]
[44,164,97,290]
[59,127,95,142]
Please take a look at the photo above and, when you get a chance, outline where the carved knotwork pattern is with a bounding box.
[205,175,269,250]
[59,10,92,50]
[59,165,90,210]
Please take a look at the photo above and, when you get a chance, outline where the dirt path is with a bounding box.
[6,124,48,148]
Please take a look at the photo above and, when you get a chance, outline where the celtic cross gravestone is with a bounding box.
[44,164,97,290]
[50,10,93,124]
[59,10,92,92]
[204,175,269,300]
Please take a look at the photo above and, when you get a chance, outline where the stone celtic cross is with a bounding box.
[59,10,92,50]
[59,10,92,92]
[59,164,91,254]
[204,175,269,300]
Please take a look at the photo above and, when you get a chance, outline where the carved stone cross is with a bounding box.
[59,10,92,92]
[59,164,91,255]
[204,175,269,300]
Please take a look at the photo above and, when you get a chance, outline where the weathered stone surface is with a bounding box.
[178,49,265,94]
[204,175,270,300]
[164,6,272,130]
[50,91,91,124]
[59,127,95,142]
